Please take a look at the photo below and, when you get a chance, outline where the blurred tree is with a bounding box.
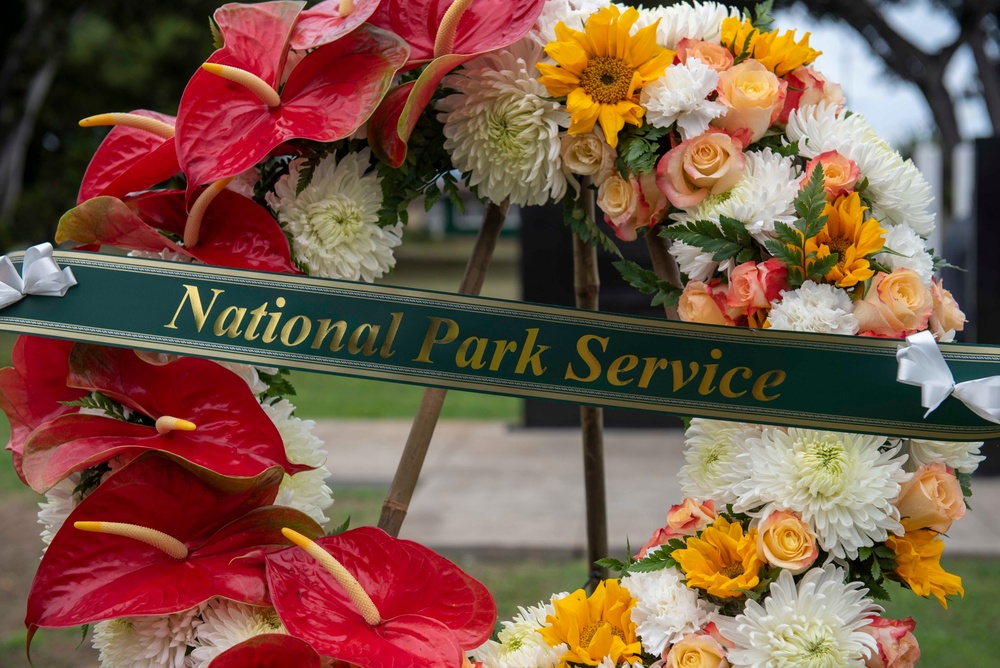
[0,0,219,248]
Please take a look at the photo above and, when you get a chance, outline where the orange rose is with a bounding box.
[714,59,787,143]
[756,509,819,574]
[678,280,732,325]
[621,171,669,241]
[928,277,966,342]
[779,65,845,124]
[897,462,965,533]
[727,259,789,315]
[676,38,734,72]
[802,150,861,198]
[668,498,717,533]
[854,269,933,338]
[655,130,745,208]
[664,634,730,668]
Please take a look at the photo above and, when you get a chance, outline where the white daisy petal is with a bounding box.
[188,598,286,668]
[92,606,203,668]
[471,597,566,667]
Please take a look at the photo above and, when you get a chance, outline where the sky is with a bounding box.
[774,1,991,146]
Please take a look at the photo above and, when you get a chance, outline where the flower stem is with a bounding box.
[74,521,188,559]
[282,528,382,626]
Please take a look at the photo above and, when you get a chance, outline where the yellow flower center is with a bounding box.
[579,55,634,105]
[720,562,745,579]
[580,620,626,648]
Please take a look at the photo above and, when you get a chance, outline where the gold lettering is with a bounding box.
[244,303,269,341]
[348,324,380,356]
[379,312,403,359]
[514,328,548,376]
[456,336,489,369]
[414,317,459,363]
[311,319,348,351]
[698,348,723,396]
[671,361,699,392]
[262,296,286,343]
[752,370,786,402]
[720,366,752,398]
[638,357,669,389]
[488,340,517,371]
[164,285,223,332]
[213,306,246,338]
[280,315,312,347]
[607,354,638,387]
[565,334,608,382]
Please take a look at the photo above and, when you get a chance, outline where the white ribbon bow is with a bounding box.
[897,330,1000,424]
[0,243,77,309]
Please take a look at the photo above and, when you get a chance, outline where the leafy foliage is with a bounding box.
[848,544,900,602]
[61,392,151,426]
[763,164,837,287]
[259,368,297,401]
[629,542,683,573]
[562,190,623,258]
[750,135,799,158]
[616,124,671,176]
[613,259,681,308]
[752,0,776,32]
[663,215,759,264]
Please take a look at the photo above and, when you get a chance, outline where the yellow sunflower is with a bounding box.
[887,530,965,609]
[539,579,642,667]
[721,17,821,77]
[672,516,762,599]
[537,6,674,148]
[805,192,886,288]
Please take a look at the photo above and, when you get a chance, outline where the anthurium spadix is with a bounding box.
[366,0,545,167]
[266,526,496,668]
[176,0,408,191]
[20,344,310,493]
[56,189,300,274]
[208,634,324,667]
[25,453,323,646]
[76,109,179,203]
[0,337,84,483]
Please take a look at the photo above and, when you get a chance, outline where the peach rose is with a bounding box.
[664,634,730,668]
[598,174,638,231]
[863,617,920,668]
[778,66,845,124]
[560,131,616,186]
[617,171,669,241]
[714,59,787,143]
[802,150,861,198]
[655,130,745,208]
[897,462,965,533]
[678,280,732,325]
[636,525,685,559]
[676,38,734,72]
[928,277,966,342]
[756,509,819,574]
[668,498,717,533]
[853,269,933,338]
[727,259,789,314]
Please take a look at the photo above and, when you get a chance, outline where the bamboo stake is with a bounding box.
[645,229,682,320]
[574,180,608,591]
[378,199,510,537]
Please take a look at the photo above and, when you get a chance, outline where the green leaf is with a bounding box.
[663,219,751,262]
[330,516,351,536]
[562,192,623,258]
[596,557,627,572]
[753,0,776,31]
[209,16,224,50]
[806,253,839,282]
[794,162,829,234]
[258,368,296,400]
[772,221,801,247]
[613,259,680,308]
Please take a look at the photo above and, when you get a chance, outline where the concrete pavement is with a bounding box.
[314,420,1000,558]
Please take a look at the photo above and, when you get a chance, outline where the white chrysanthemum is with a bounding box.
[786,104,935,237]
[670,149,798,244]
[635,2,739,49]
[905,439,985,475]
[767,281,859,335]
[92,606,203,668]
[875,224,934,285]
[267,149,402,282]
[729,428,911,559]
[188,599,286,668]
[669,240,717,282]
[622,567,717,656]
[679,419,757,503]
[597,658,644,668]
[718,565,880,668]
[438,39,568,206]
[531,0,614,47]
[127,248,197,263]
[642,59,726,139]
[38,472,82,546]
[261,397,332,524]
[472,598,565,668]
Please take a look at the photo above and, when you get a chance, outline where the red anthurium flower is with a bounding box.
[367,0,545,166]
[176,8,408,190]
[290,0,383,51]
[209,634,324,668]
[266,526,496,668]
[25,453,323,645]
[20,344,309,493]
[56,190,300,274]
[77,110,179,204]
[0,337,82,483]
